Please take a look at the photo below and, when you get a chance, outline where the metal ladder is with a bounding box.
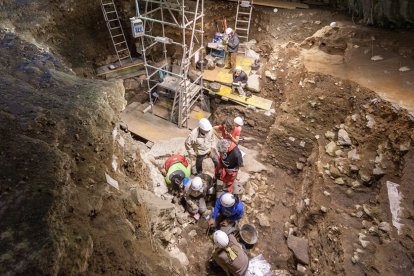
[234,0,253,53]
[100,0,132,66]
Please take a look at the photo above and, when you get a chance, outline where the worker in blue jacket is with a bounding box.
[209,193,244,234]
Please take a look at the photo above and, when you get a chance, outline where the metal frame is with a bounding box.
[135,0,205,128]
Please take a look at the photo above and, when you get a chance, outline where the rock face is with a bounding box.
[0,30,184,275]
[131,188,176,242]
[287,235,310,265]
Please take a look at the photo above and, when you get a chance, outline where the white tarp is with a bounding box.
[246,254,271,276]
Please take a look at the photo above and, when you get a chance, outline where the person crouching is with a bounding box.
[211,230,249,276]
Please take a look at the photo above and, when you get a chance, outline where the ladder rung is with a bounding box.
[114,41,126,46]
[236,28,249,31]
[238,35,248,38]
[239,12,250,15]
[237,20,249,23]
[119,56,131,60]
[110,26,121,30]
[103,3,114,6]
[106,11,116,14]
[112,34,123,38]
[108,19,118,22]
[117,48,129,52]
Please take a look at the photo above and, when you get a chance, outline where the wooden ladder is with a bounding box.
[100,0,132,66]
[234,0,253,53]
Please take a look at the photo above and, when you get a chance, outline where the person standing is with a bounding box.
[215,139,243,193]
[224,27,240,73]
[185,118,215,175]
[214,117,244,144]
[212,230,249,276]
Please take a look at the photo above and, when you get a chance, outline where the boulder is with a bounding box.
[287,235,309,265]
[338,129,352,146]
[247,74,261,92]
[130,188,176,242]
[169,246,189,266]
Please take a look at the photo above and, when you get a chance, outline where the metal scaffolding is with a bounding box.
[135,0,205,128]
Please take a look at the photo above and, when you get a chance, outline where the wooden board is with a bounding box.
[121,102,190,142]
[228,0,309,9]
[96,58,144,78]
[203,55,254,85]
[214,85,273,110]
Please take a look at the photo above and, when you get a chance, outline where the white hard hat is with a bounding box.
[213,230,229,248]
[199,118,212,132]
[225,27,233,35]
[234,116,244,126]
[191,176,203,191]
[235,66,242,72]
[221,193,236,207]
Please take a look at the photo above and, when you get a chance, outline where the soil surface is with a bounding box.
[0,0,413,276]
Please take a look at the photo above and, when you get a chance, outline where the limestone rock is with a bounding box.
[287,235,309,265]
[373,167,385,176]
[359,170,371,183]
[349,164,359,172]
[188,230,197,238]
[334,177,345,185]
[329,166,342,178]
[265,70,276,80]
[366,114,376,129]
[399,141,411,152]
[296,162,305,171]
[378,222,391,233]
[325,141,338,156]
[257,213,271,227]
[169,246,189,266]
[247,74,261,92]
[348,149,360,161]
[324,130,335,140]
[338,129,352,146]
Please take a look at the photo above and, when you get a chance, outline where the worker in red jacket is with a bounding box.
[215,139,243,193]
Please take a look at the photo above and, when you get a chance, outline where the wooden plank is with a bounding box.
[106,69,146,80]
[96,58,144,77]
[203,55,254,85]
[121,102,190,142]
[216,85,273,110]
[228,0,309,9]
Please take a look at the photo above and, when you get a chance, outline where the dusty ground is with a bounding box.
[0,0,413,275]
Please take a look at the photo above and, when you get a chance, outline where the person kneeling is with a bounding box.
[183,176,210,220]
[212,230,249,276]
[209,193,244,234]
